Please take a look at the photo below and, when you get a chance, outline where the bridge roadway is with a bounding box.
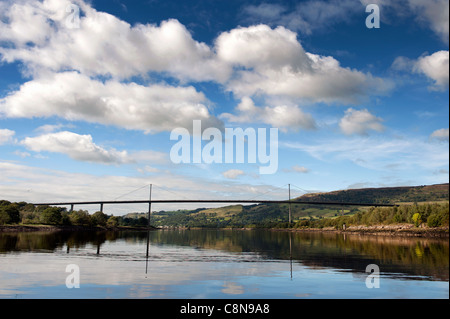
[33,199,397,207]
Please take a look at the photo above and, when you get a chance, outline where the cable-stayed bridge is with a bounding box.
[32,183,397,225]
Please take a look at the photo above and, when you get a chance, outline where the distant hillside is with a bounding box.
[298,183,449,205]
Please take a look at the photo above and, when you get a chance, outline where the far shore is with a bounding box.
[0,224,157,233]
[1,223,448,238]
[271,224,449,238]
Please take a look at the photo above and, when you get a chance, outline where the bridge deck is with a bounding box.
[33,199,396,207]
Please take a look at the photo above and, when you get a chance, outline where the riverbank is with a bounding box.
[272,224,449,238]
[162,224,449,238]
[1,223,448,238]
[0,224,158,232]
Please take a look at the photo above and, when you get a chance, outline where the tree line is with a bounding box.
[0,200,149,228]
[1,200,448,229]
[293,202,449,229]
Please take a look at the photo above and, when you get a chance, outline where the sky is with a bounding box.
[0,0,448,214]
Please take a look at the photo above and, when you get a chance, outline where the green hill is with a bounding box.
[298,183,449,205]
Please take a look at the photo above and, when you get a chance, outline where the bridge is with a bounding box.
[32,184,397,226]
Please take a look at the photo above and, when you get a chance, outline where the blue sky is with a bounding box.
[0,0,448,214]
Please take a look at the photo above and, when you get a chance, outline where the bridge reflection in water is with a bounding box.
[1,229,447,282]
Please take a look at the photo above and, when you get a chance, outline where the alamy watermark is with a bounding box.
[65,264,80,289]
[366,4,380,29]
[365,264,380,289]
[170,120,279,175]
[65,4,81,29]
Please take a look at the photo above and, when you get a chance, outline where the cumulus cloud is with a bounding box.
[430,128,449,142]
[216,25,392,104]
[0,0,393,136]
[0,0,230,81]
[0,72,222,133]
[413,51,449,90]
[0,0,391,135]
[0,128,15,145]
[407,0,449,44]
[339,108,384,136]
[393,50,449,90]
[20,131,129,164]
[220,97,316,132]
[222,169,245,179]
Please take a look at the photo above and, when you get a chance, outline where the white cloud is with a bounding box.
[292,165,309,174]
[220,97,316,132]
[216,25,392,104]
[0,0,393,135]
[217,24,309,70]
[431,128,449,142]
[407,0,449,44]
[339,108,385,136]
[35,124,74,134]
[20,131,129,164]
[19,131,169,165]
[13,150,31,158]
[222,169,245,179]
[0,72,222,133]
[0,129,15,145]
[393,51,449,90]
[137,165,161,175]
[0,0,230,81]
[413,51,449,90]
[243,3,288,21]
[391,56,414,72]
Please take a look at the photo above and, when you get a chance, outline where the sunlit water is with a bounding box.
[0,229,448,299]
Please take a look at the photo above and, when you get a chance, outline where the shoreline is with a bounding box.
[271,224,449,238]
[0,224,157,233]
[1,224,448,238]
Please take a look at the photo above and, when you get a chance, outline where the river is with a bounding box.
[0,229,448,299]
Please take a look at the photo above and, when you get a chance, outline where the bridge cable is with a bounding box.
[247,183,289,201]
[290,184,318,195]
[113,184,151,201]
[152,184,189,200]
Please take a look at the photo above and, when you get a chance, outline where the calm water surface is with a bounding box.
[0,229,448,299]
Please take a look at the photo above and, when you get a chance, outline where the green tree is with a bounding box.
[69,210,92,226]
[412,213,422,227]
[427,213,441,228]
[40,207,63,225]
[91,211,108,227]
[106,216,118,228]
[137,216,149,227]
[0,204,21,224]
[0,210,10,225]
